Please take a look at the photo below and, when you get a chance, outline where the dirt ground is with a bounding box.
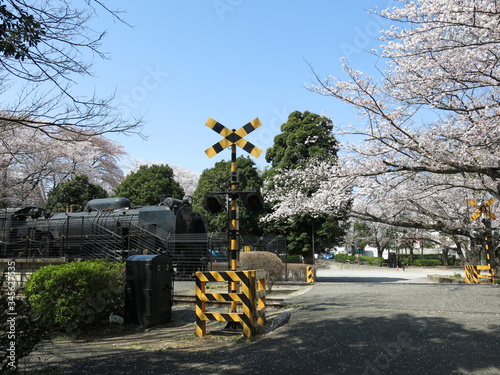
[55,305,247,353]
[40,283,312,354]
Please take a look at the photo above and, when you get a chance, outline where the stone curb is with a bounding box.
[427,274,465,283]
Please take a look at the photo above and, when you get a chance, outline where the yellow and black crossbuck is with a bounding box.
[204,117,262,158]
[468,197,497,221]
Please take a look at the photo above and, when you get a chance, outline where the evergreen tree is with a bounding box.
[263,110,349,263]
[265,110,338,169]
[193,156,263,235]
[45,175,107,212]
[113,164,184,206]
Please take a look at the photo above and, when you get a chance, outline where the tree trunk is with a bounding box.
[303,253,315,265]
[454,240,467,265]
[442,247,449,266]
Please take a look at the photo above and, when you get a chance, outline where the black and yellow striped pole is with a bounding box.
[204,117,263,328]
[228,143,239,318]
[482,216,495,270]
[229,143,238,272]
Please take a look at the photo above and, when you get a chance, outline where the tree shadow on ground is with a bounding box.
[21,305,500,375]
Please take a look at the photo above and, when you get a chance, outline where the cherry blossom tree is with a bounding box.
[310,0,500,188]
[262,159,352,223]
[171,165,199,197]
[300,0,500,264]
[262,161,352,263]
[353,221,400,259]
[261,111,352,263]
[0,1,142,207]
[0,124,126,206]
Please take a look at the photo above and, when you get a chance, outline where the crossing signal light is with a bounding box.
[244,192,263,213]
[203,194,223,213]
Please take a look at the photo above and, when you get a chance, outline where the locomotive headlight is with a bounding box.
[470,228,482,238]
[183,196,193,205]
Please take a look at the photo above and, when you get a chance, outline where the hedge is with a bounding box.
[334,253,458,267]
[24,260,125,332]
[358,256,384,265]
[333,254,383,265]
[397,254,460,266]
[413,259,442,267]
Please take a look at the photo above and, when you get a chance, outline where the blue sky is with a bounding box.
[82,0,393,175]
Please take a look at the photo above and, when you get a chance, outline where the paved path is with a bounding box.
[316,264,464,283]
[22,267,500,375]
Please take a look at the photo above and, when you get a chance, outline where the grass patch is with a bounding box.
[267,289,296,296]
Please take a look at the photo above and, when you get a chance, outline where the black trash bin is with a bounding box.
[125,254,173,327]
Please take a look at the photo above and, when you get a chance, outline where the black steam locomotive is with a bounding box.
[0,196,209,278]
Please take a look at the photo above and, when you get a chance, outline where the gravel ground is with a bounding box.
[18,267,500,375]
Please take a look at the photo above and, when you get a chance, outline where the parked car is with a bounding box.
[209,249,227,262]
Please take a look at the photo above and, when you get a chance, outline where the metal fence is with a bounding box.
[207,232,287,269]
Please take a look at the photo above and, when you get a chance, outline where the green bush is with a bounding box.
[413,259,442,267]
[399,256,410,265]
[334,254,348,262]
[240,251,284,291]
[1,271,49,373]
[395,253,461,266]
[24,260,125,332]
[358,256,384,265]
[335,254,384,265]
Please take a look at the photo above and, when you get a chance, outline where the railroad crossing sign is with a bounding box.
[204,117,262,158]
[203,116,264,331]
[468,198,497,221]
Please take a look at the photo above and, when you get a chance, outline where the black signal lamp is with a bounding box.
[244,192,264,213]
[203,194,223,213]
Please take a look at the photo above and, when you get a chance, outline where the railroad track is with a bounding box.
[173,294,286,307]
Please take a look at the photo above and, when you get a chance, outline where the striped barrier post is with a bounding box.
[195,270,266,338]
[464,264,494,284]
[477,265,495,284]
[306,265,315,283]
[464,265,478,284]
